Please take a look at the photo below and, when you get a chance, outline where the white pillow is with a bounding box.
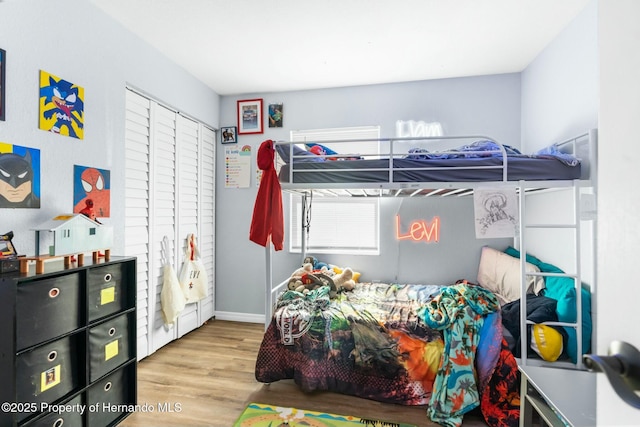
[477,246,545,305]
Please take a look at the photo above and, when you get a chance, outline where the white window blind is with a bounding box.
[290,126,381,158]
[289,126,380,255]
[290,197,379,254]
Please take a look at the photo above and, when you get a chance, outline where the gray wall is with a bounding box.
[0,0,220,257]
[216,74,521,318]
[520,1,598,280]
[521,0,598,151]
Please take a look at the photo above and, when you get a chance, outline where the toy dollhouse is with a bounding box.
[23,214,113,273]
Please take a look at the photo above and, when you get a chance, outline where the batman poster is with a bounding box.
[0,143,41,208]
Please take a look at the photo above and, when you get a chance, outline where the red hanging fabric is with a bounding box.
[249,139,284,251]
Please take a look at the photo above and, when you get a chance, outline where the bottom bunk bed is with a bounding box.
[254,246,593,427]
[255,273,521,427]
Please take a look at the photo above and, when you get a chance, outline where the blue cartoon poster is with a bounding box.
[0,143,41,208]
[39,70,84,139]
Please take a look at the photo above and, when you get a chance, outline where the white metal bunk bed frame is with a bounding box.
[265,129,597,370]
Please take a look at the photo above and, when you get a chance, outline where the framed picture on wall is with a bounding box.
[0,48,6,121]
[268,103,283,128]
[237,98,263,135]
[221,126,237,144]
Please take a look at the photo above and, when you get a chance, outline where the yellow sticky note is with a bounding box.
[101,286,115,305]
[41,365,61,392]
[105,340,119,361]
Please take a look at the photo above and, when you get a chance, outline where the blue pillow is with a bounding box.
[304,142,338,155]
[504,246,592,363]
[275,144,324,163]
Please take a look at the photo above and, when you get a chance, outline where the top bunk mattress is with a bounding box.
[278,156,581,184]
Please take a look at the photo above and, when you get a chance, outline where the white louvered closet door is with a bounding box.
[124,90,154,359]
[149,103,178,351]
[175,116,215,337]
[124,88,215,359]
[199,126,216,322]
[176,116,201,337]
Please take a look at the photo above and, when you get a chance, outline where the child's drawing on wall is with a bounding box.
[474,187,518,238]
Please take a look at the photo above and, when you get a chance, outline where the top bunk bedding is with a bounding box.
[278,155,581,184]
[275,131,595,192]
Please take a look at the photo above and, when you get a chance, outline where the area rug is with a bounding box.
[234,402,417,427]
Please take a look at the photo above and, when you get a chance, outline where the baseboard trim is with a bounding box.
[214,311,264,324]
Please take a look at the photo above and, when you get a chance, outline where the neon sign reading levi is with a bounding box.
[395,215,440,243]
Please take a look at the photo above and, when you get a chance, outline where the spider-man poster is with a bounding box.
[73,165,110,219]
[39,70,84,139]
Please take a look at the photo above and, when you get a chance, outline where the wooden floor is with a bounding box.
[119,320,488,427]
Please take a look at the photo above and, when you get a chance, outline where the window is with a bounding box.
[289,126,380,255]
[290,125,381,158]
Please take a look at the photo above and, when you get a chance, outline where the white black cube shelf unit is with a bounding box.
[0,256,137,427]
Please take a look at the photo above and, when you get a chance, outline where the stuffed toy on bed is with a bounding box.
[287,263,313,292]
[332,267,356,292]
[286,262,356,296]
[287,262,335,294]
[303,255,331,271]
[303,256,362,284]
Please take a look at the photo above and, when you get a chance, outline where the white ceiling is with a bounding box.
[90,0,589,96]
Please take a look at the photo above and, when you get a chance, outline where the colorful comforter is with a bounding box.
[255,282,520,427]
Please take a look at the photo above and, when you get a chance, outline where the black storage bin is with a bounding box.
[88,312,133,382]
[87,263,130,322]
[0,257,137,427]
[16,333,82,421]
[86,366,133,427]
[17,273,82,350]
[25,395,84,427]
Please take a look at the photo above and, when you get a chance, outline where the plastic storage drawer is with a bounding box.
[16,273,82,350]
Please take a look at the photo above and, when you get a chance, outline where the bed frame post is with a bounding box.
[518,180,528,366]
[573,180,584,370]
[301,191,309,263]
[265,244,272,331]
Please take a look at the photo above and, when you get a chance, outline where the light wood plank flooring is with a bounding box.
[119,320,488,427]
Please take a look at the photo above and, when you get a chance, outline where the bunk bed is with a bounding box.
[253,130,597,427]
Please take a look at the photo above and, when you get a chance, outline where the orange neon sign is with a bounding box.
[395,215,440,243]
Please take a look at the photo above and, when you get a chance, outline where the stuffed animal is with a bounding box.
[286,261,356,296]
[287,263,313,292]
[332,266,361,283]
[303,256,330,271]
[305,267,356,296]
[291,262,313,278]
[287,262,335,294]
[298,271,336,294]
[332,267,356,292]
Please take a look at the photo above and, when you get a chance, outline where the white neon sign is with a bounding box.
[395,120,443,138]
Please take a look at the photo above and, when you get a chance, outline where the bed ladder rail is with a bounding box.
[517,179,589,370]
